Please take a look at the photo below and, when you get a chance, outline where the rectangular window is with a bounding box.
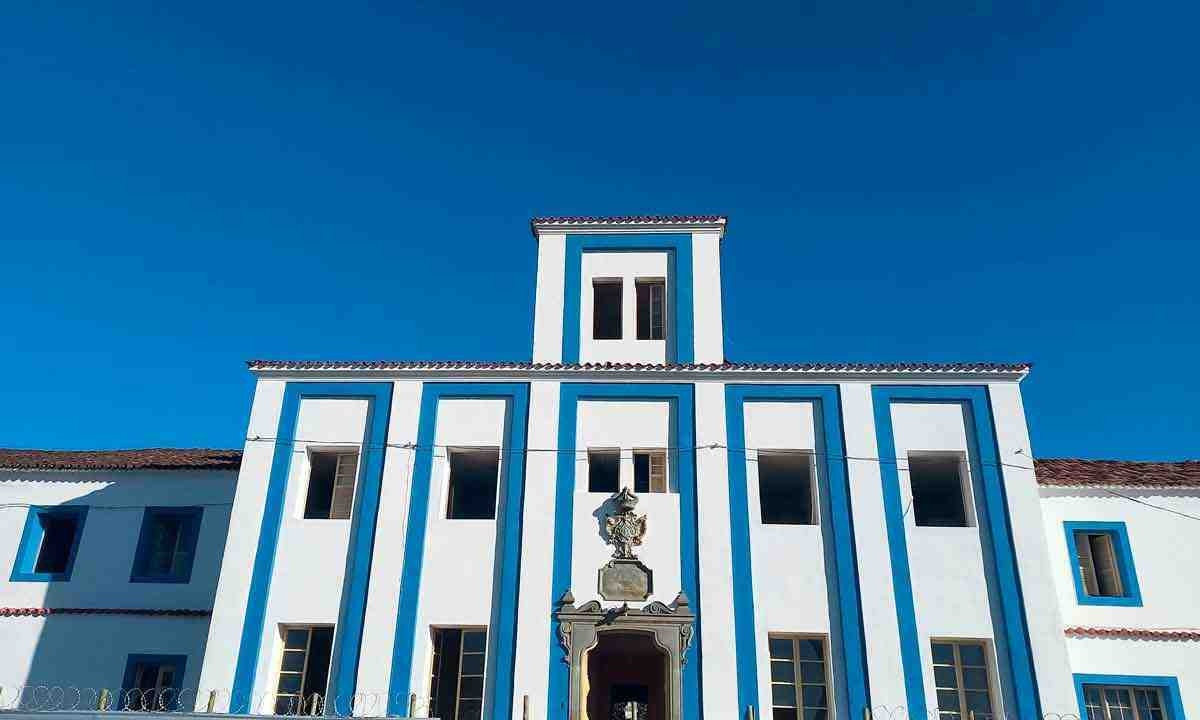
[592,279,623,340]
[430,627,487,720]
[303,451,359,520]
[11,506,88,581]
[1065,522,1141,606]
[130,507,203,583]
[636,279,666,340]
[1083,685,1169,720]
[909,454,970,527]
[931,640,994,720]
[447,448,500,519]
[275,626,334,716]
[1075,531,1123,597]
[768,635,829,720]
[122,654,187,712]
[588,449,620,493]
[633,450,668,493]
[758,451,815,525]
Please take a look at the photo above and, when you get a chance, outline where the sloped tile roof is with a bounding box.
[0,448,242,471]
[246,359,1032,375]
[531,215,726,226]
[0,607,211,617]
[1035,458,1200,489]
[1065,626,1200,641]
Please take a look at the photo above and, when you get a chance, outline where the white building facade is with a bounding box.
[2,216,1196,719]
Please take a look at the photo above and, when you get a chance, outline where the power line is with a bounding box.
[1100,488,1200,523]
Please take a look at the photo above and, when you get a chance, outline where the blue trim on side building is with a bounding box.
[1074,674,1186,720]
[10,505,89,582]
[129,506,204,584]
[230,382,393,714]
[1064,521,1143,607]
[870,385,1040,719]
[387,383,530,720]
[546,383,701,719]
[562,234,694,363]
[724,385,869,719]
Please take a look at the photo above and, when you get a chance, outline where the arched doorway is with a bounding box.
[583,632,668,720]
[555,591,695,720]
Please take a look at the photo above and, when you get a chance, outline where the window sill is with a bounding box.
[1075,594,1143,608]
[130,574,192,584]
[9,571,73,582]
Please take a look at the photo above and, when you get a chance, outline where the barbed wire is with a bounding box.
[0,685,1089,720]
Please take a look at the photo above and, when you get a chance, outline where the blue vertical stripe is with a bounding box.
[870,385,1041,719]
[230,382,393,714]
[546,383,701,719]
[561,234,694,363]
[723,385,870,719]
[386,383,530,720]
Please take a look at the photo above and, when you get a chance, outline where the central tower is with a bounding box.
[529,216,727,365]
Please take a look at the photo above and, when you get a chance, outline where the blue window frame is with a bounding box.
[10,505,88,582]
[1074,674,1185,720]
[130,507,203,583]
[1064,521,1142,607]
[122,653,188,711]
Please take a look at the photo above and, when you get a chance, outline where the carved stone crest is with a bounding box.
[604,487,647,559]
[599,488,653,601]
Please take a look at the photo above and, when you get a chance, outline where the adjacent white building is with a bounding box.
[1,215,1195,720]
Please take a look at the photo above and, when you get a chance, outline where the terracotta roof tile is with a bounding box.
[1065,626,1200,641]
[1036,458,1200,489]
[246,359,1032,375]
[530,215,726,226]
[0,448,242,471]
[0,607,210,617]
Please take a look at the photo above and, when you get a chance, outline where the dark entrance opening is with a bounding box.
[584,632,667,720]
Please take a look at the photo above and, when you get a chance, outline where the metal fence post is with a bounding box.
[97,688,111,711]
[745,704,755,720]
[522,694,530,720]
[206,689,217,712]
[408,692,417,717]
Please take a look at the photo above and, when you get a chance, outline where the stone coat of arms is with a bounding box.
[605,487,647,559]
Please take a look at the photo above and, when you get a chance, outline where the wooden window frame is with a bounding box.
[1083,684,1169,720]
[931,639,997,720]
[303,449,360,521]
[768,633,831,720]
[633,449,670,494]
[274,625,333,716]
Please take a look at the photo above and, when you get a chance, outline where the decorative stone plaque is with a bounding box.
[599,487,652,601]
[599,558,653,601]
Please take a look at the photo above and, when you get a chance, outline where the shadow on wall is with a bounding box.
[9,480,224,711]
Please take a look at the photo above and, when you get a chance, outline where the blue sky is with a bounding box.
[1,2,1196,458]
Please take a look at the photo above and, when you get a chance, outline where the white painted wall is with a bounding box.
[405,398,509,703]
[578,252,670,365]
[0,467,235,694]
[741,401,834,716]
[1065,637,1197,712]
[570,400,679,607]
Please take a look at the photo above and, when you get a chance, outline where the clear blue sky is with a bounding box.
[2,2,1196,459]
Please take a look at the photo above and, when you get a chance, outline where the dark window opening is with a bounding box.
[588,450,619,493]
[593,280,623,340]
[447,449,500,519]
[1075,531,1125,597]
[636,279,666,340]
[910,455,969,527]
[124,656,185,711]
[633,450,668,493]
[131,508,202,582]
[275,626,333,715]
[34,513,80,574]
[303,451,359,520]
[430,628,487,720]
[758,452,814,525]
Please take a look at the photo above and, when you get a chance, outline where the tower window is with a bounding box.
[757,451,815,525]
[592,279,623,339]
[588,449,620,493]
[909,454,970,527]
[447,448,500,519]
[636,279,666,340]
[768,635,830,720]
[931,640,995,720]
[303,451,359,520]
[633,450,668,493]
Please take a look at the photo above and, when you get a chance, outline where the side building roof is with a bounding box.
[0,448,242,471]
[1035,458,1200,489]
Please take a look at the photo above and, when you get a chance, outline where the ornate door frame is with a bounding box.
[554,591,695,720]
